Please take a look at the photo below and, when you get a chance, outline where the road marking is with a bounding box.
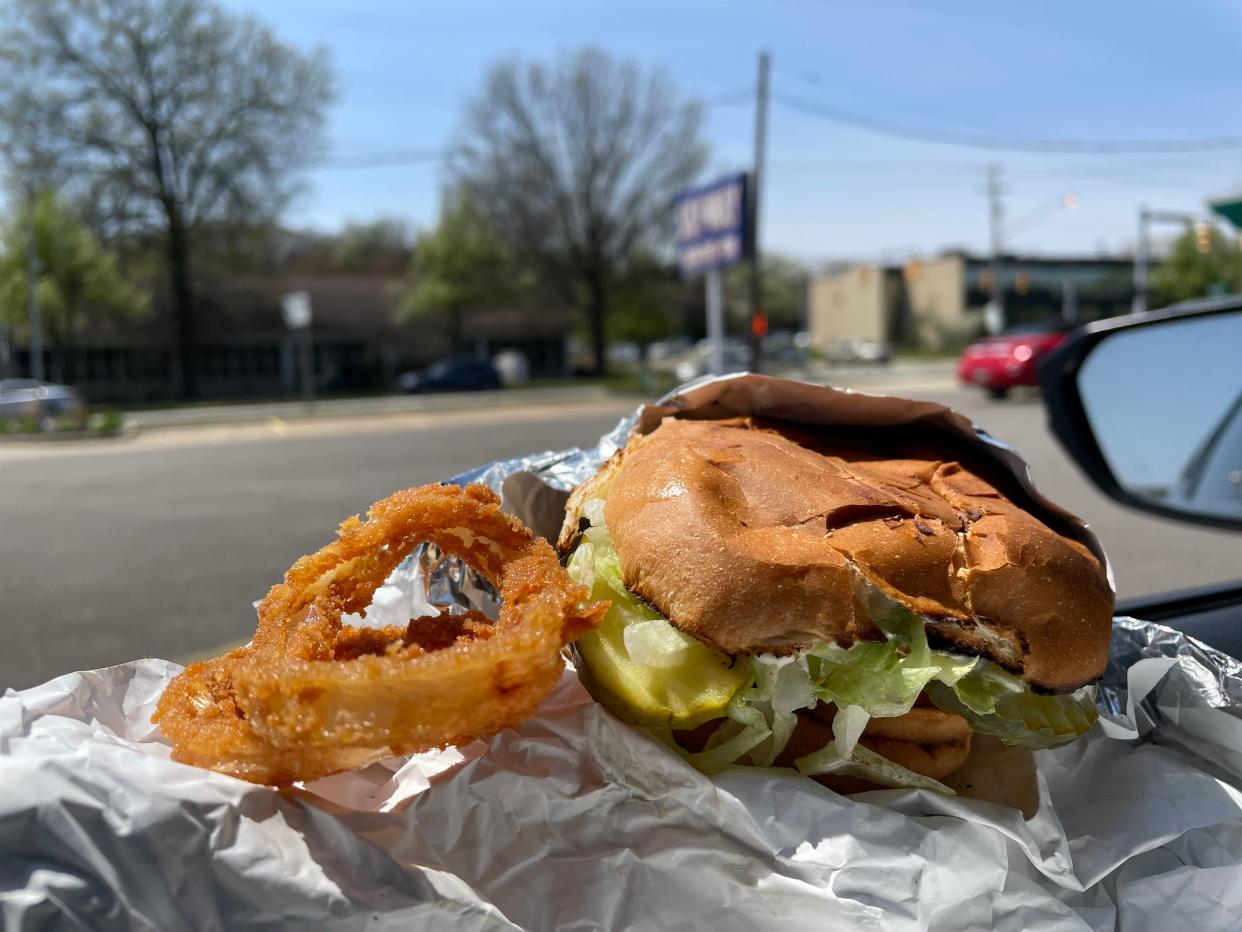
[267,416,289,437]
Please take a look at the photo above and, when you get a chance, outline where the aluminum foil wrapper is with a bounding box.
[4,374,1242,930]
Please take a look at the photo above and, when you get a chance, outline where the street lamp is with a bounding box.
[986,191,1079,334]
[1005,193,1079,240]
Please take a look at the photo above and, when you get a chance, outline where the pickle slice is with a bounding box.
[574,609,749,729]
[568,540,750,729]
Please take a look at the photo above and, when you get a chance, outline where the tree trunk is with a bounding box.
[448,306,464,355]
[164,204,198,399]
[587,267,607,377]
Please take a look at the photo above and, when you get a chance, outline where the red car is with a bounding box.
[957,323,1070,399]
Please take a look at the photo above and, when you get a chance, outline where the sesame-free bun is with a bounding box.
[560,417,1113,692]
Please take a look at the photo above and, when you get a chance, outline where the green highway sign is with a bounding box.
[1209,198,1242,228]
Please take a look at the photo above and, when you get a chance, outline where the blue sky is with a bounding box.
[226,0,1242,266]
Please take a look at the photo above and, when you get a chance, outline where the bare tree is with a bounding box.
[0,0,334,397]
[453,48,707,375]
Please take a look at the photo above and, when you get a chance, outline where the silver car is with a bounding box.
[0,379,86,428]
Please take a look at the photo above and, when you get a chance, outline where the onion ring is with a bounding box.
[153,483,606,786]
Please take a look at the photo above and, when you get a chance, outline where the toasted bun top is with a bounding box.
[561,417,1113,691]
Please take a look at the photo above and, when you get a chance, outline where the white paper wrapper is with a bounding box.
[4,374,1241,930]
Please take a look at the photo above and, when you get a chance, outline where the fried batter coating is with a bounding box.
[154,484,606,786]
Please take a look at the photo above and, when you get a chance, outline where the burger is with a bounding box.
[556,415,1113,793]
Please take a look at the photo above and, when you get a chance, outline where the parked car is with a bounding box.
[647,336,694,363]
[957,322,1069,398]
[674,337,751,382]
[821,338,891,365]
[606,341,641,368]
[0,379,86,429]
[396,357,502,394]
[761,330,812,366]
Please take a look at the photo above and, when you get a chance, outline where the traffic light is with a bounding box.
[1015,270,1031,295]
[1195,223,1212,254]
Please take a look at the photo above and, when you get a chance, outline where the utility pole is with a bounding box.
[1133,206,1150,316]
[1134,207,1199,315]
[986,163,1005,335]
[1061,267,1078,325]
[706,268,724,375]
[747,50,770,372]
[25,193,45,383]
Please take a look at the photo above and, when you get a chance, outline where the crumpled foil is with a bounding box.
[3,373,1241,931]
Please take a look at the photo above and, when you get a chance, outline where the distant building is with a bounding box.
[809,265,905,345]
[7,275,576,403]
[809,252,1138,351]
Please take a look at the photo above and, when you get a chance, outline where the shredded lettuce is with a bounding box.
[745,655,818,766]
[681,694,772,774]
[793,704,955,794]
[805,598,1097,750]
[925,678,1099,749]
[803,614,978,719]
[567,495,1098,794]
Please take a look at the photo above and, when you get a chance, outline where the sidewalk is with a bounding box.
[119,361,957,433]
[781,359,957,394]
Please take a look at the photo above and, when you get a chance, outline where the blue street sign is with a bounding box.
[674,173,750,279]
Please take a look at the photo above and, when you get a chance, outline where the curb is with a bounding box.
[124,384,618,432]
[0,429,130,445]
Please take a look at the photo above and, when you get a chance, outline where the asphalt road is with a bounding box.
[2,384,1239,691]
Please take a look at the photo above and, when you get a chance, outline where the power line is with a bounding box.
[311,147,446,171]
[773,90,1242,154]
[308,89,753,172]
[1009,166,1217,193]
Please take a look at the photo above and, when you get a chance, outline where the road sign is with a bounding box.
[1210,197,1242,229]
[281,291,312,329]
[674,173,750,279]
[281,291,315,403]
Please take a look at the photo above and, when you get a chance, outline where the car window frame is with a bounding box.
[1039,296,1242,532]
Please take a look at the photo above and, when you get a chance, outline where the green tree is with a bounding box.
[607,259,683,350]
[0,0,334,397]
[726,254,808,331]
[401,192,531,350]
[452,47,707,376]
[1151,226,1242,306]
[0,190,146,371]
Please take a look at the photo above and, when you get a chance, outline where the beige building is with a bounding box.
[808,264,902,345]
[809,252,1137,352]
[903,254,986,349]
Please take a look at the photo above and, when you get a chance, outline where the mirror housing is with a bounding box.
[1040,297,1242,532]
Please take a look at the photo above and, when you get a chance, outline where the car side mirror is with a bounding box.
[1040,301,1242,531]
